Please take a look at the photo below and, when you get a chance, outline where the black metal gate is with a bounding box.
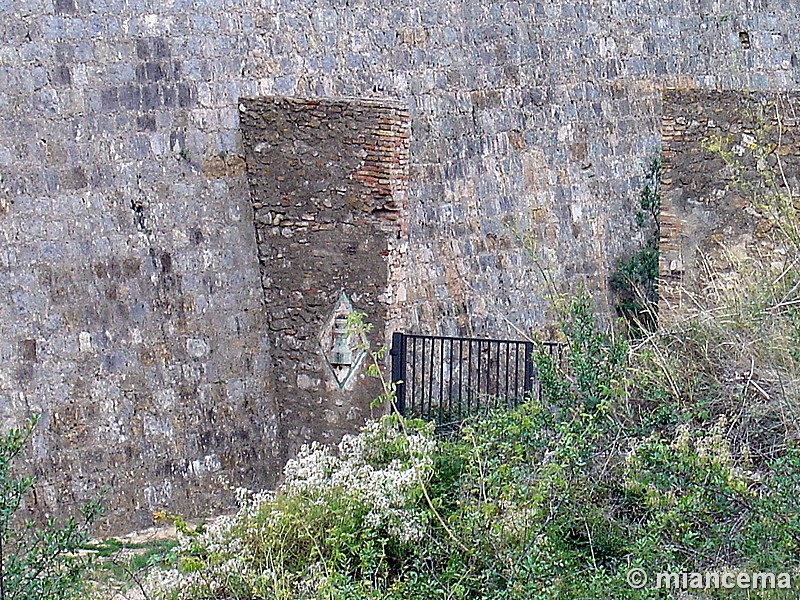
[389,332,562,427]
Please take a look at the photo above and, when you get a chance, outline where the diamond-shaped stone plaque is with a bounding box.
[319,292,367,388]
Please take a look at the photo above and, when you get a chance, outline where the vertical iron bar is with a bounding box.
[419,337,426,420]
[475,340,482,414]
[410,337,417,417]
[485,340,490,411]
[504,341,510,406]
[390,333,405,416]
[523,341,534,399]
[488,340,494,409]
[495,340,501,407]
[484,340,489,409]
[438,338,445,425]
[399,334,407,414]
[457,339,463,421]
[467,340,473,416]
[484,340,489,412]
[447,339,454,423]
[427,337,435,422]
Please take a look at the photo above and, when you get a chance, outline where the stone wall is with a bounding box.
[239,96,409,459]
[1,0,800,531]
[0,11,280,532]
[660,90,800,315]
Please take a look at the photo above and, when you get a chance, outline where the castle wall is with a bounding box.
[660,90,800,315]
[0,0,799,531]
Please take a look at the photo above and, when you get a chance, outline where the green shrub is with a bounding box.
[0,415,102,600]
[143,296,800,599]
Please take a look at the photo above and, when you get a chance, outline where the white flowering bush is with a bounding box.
[144,415,436,600]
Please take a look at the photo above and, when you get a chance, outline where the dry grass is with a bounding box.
[631,154,800,467]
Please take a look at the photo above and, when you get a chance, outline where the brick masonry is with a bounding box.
[0,0,799,531]
[239,97,409,460]
[660,90,800,315]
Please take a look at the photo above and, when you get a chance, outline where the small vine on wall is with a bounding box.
[609,156,661,334]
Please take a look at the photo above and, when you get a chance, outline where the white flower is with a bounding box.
[145,416,437,598]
